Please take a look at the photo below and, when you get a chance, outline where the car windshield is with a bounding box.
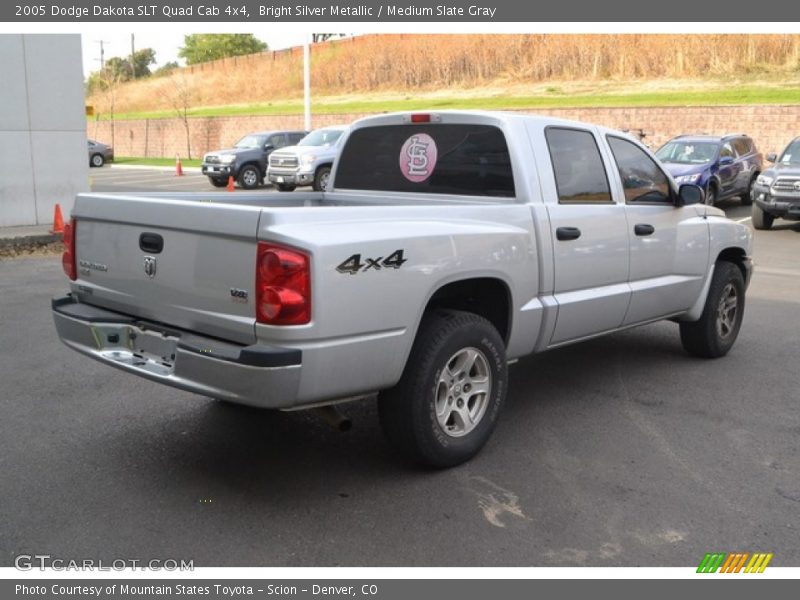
[778,140,800,165]
[298,129,343,147]
[234,135,267,149]
[656,141,718,165]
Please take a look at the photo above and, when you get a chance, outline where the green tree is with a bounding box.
[178,34,267,65]
[153,61,180,77]
[131,48,156,78]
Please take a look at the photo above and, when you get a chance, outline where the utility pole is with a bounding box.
[94,40,109,69]
[303,35,311,131]
[130,33,136,78]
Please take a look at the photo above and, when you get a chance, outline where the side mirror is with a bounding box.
[676,184,704,207]
[263,144,274,152]
[767,152,777,163]
[719,156,734,166]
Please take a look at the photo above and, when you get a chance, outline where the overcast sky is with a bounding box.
[80,31,309,77]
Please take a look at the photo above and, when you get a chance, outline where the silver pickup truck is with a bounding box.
[53,111,752,467]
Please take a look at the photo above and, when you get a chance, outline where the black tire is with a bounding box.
[313,166,331,192]
[209,177,227,188]
[741,174,756,206]
[378,309,508,468]
[752,203,774,230]
[679,261,745,358]
[237,165,261,190]
[705,183,717,206]
[90,153,104,168]
[276,183,296,192]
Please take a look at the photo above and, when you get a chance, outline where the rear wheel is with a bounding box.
[742,174,756,206]
[378,310,507,468]
[752,203,774,230]
[679,261,745,358]
[209,177,227,188]
[276,183,296,192]
[238,165,261,190]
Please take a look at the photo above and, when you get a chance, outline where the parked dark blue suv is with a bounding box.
[655,134,763,206]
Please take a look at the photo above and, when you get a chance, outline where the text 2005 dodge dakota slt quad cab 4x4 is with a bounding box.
[53,111,753,467]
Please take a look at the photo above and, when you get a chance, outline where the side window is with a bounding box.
[732,138,751,156]
[545,127,612,203]
[607,136,672,204]
[720,143,735,160]
[289,133,305,145]
[268,134,287,148]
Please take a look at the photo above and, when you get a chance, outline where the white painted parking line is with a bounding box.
[736,217,752,223]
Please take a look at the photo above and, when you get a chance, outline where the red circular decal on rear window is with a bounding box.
[399,133,438,183]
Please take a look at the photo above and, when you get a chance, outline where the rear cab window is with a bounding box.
[544,127,612,203]
[335,124,515,197]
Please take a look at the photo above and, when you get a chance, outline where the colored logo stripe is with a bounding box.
[697,552,773,573]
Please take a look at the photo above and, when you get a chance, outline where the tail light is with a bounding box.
[256,242,311,325]
[410,113,431,123]
[62,218,77,280]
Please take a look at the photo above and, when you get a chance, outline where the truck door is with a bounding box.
[532,125,631,345]
[717,141,739,196]
[604,135,710,324]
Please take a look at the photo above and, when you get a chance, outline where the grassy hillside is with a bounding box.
[87,34,800,120]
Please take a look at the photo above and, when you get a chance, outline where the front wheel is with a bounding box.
[679,261,745,358]
[705,184,717,206]
[752,203,774,230]
[238,165,261,190]
[378,310,508,468]
[313,166,331,192]
[90,153,104,168]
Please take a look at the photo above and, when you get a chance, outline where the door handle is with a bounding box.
[139,232,164,254]
[556,227,582,241]
[634,224,655,236]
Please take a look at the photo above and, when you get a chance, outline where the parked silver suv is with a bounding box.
[267,125,347,191]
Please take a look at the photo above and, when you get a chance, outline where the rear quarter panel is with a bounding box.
[255,203,540,404]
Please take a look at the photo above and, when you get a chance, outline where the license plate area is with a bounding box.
[94,323,179,377]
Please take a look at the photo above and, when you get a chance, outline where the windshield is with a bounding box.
[778,140,800,165]
[298,129,343,147]
[234,135,267,149]
[656,141,718,165]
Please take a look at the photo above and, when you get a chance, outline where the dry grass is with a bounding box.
[88,34,800,117]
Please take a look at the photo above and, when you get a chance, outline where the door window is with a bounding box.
[607,136,672,204]
[268,134,287,148]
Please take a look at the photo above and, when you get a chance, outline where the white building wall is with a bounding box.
[0,34,87,227]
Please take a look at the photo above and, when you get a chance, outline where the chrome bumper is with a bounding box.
[52,295,301,409]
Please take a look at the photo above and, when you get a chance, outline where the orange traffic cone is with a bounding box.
[50,203,64,234]
[226,176,235,192]
[175,155,184,177]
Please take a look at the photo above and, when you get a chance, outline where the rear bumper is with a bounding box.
[52,295,301,409]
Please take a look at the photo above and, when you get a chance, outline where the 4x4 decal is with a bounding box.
[336,249,407,275]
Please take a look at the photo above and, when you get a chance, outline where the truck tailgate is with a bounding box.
[70,194,263,345]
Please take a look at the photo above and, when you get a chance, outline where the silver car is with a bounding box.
[88,139,113,168]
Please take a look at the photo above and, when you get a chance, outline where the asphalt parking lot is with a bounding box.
[1,188,798,567]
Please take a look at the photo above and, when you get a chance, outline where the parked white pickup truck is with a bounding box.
[53,111,752,467]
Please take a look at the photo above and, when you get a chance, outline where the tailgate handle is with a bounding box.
[139,233,164,254]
